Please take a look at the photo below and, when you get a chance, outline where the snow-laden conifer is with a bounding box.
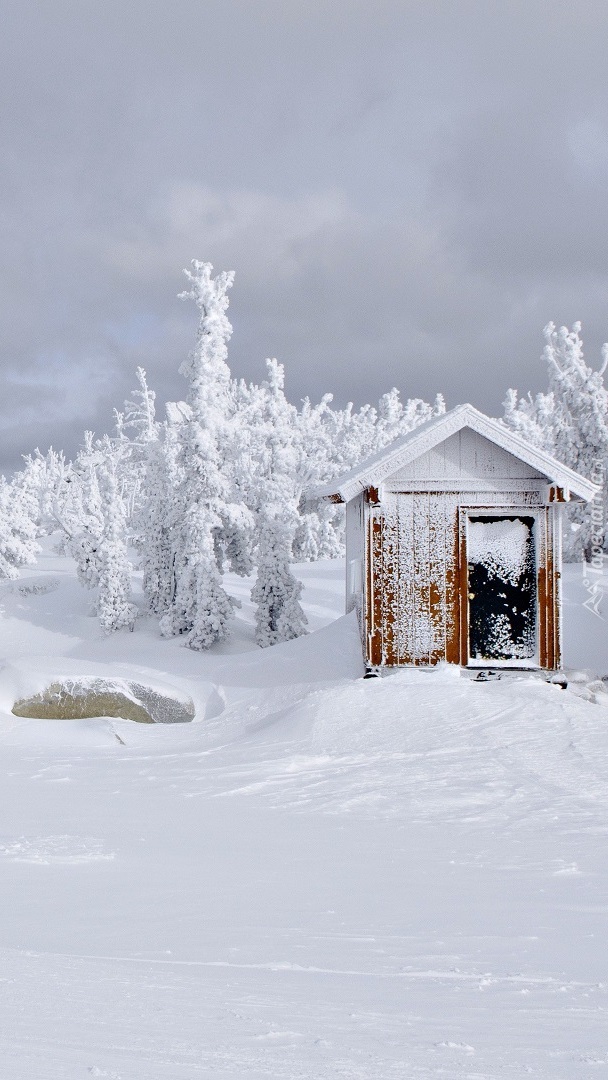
[160,261,246,648]
[252,511,307,646]
[113,367,159,528]
[137,421,181,616]
[375,389,445,449]
[543,323,608,475]
[502,388,557,454]
[293,393,345,561]
[123,366,158,448]
[242,359,307,646]
[117,368,180,618]
[96,439,137,633]
[19,447,71,537]
[543,322,608,558]
[293,387,443,561]
[504,323,608,558]
[59,432,105,591]
[0,470,40,579]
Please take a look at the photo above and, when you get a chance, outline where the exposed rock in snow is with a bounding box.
[12,677,195,724]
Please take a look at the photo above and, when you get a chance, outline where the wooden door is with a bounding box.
[368,494,460,666]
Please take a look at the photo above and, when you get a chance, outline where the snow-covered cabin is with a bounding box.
[315,404,597,672]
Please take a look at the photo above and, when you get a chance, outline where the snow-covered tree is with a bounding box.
[96,439,137,633]
[45,430,136,631]
[160,261,249,648]
[0,471,40,579]
[136,420,181,616]
[375,389,446,449]
[123,366,158,448]
[504,322,608,559]
[24,259,451,641]
[292,388,444,561]
[237,359,307,646]
[502,388,557,454]
[293,392,345,561]
[19,447,72,536]
[544,323,608,471]
[59,432,105,591]
[252,512,307,646]
[112,367,159,527]
[543,322,608,558]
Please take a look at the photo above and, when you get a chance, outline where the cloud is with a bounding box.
[1,1,608,470]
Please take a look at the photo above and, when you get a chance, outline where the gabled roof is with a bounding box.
[313,403,598,503]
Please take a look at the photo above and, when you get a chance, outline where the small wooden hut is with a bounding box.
[315,404,597,671]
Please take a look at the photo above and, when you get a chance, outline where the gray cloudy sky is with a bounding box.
[1,0,608,470]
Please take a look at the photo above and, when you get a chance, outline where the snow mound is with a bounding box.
[0,575,61,597]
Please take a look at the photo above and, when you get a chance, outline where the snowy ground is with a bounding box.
[0,542,607,1079]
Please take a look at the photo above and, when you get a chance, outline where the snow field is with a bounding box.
[0,550,606,1077]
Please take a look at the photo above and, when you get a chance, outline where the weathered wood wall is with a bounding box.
[368,492,460,666]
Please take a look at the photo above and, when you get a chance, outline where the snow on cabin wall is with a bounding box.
[387,429,546,489]
[345,492,365,616]
[371,492,460,666]
[369,488,551,668]
[467,517,532,586]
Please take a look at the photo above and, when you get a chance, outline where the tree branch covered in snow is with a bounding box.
[11,259,448,646]
[18,264,607,640]
[504,322,608,559]
[159,262,246,649]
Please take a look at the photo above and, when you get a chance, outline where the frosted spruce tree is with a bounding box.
[123,366,158,448]
[0,470,40,580]
[504,323,608,558]
[96,439,137,633]
[293,393,345,561]
[19,447,72,537]
[58,432,105,591]
[242,360,307,646]
[47,430,136,631]
[137,420,182,616]
[502,387,557,454]
[116,367,181,618]
[119,366,159,525]
[293,387,445,561]
[544,322,608,557]
[252,511,308,646]
[159,261,245,649]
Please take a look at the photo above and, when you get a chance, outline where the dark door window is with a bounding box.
[467,515,537,663]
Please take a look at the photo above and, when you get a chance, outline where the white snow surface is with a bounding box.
[0,537,607,1078]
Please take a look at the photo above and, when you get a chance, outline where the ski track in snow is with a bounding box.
[0,550,607,1078]
[0,834,115,864]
